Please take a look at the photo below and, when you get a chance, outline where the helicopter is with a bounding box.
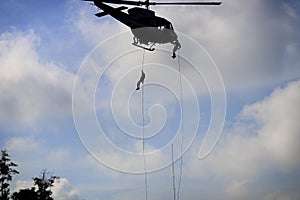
[84,0,222,58]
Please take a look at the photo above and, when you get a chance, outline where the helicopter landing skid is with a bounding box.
[132,43,155,51]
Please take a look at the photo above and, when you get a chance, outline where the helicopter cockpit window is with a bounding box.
[165,22,174,30]
[158,23,174,30]
[156,17,172,29]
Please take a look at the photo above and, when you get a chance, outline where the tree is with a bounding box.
[12,170,60,200]
[33,169,59,200]
[0,149,19,200]
[11,188,38,200]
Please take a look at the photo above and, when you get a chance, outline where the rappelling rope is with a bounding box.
[139,50,183,200]
[171,50,184,200]
[177,50,184,200]
[171,144,176,200]
[141,49,148,200]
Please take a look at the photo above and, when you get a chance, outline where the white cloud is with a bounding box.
[225,179,250,200]
[5,137,39,153]
[156,0,300,91]
[53,178,82,200]
[72,1,127,46]
[241,79,300,171]
[13,180,34,192]
[187,79,300,198]
[12,178,82,200]
[0,30,75,130]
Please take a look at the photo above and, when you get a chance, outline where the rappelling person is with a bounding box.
[172,39,181,59]
[136,70,146,90]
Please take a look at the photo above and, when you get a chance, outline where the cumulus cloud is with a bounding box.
[53,178,82,200]
[0,30,75,130]
[71,1,127,46]
[156,0,300,90]
[187,79,300,198]
[13,180,34,192]
[12,178,82,200]
[241,79,300,171]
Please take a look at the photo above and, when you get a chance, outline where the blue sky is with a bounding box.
[1,0,300,200]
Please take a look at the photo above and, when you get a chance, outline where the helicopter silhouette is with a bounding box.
[84,0,222,58]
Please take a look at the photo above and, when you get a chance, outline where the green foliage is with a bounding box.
[1,150,59,200]
[0,150,19,200]
[33,170,59,200]
[11,188,38,200]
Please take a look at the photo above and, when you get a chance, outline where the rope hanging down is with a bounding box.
[141,49,148,200]
[177,50,184,200]
[171,51,184,200]
[138,50,183,200]
[171,144,176,200]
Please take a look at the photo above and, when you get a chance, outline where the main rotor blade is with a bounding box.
[150,1,222,6]
[100,0,144,6]
[86,0,221,6]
